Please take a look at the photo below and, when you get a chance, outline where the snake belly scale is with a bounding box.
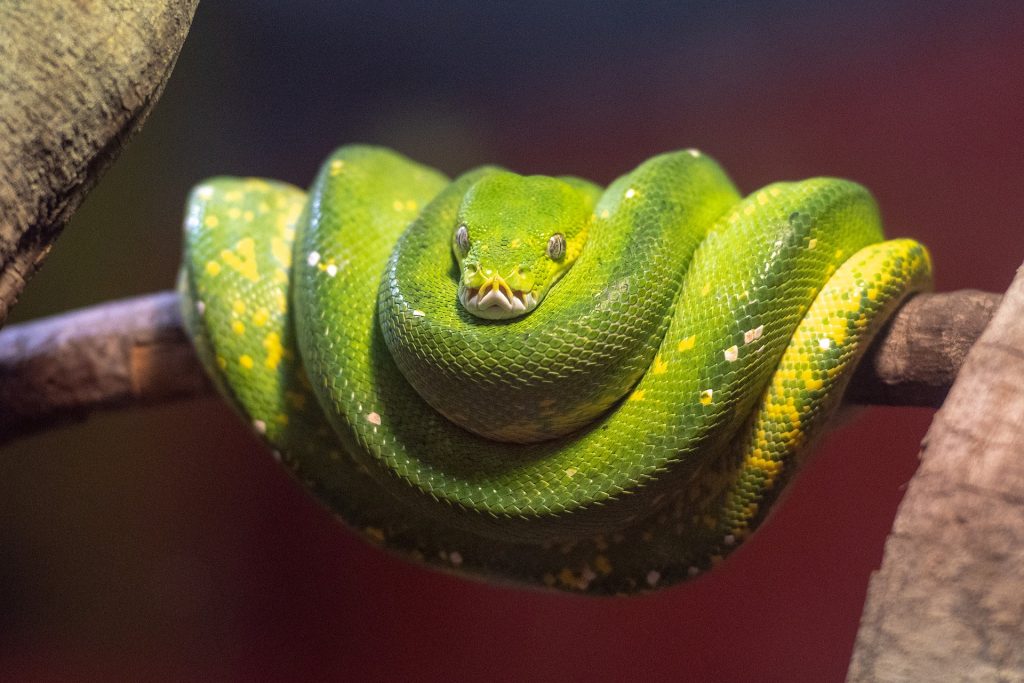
[179,145,930,594]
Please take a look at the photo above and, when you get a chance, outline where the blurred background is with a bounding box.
[3,0,1023,680]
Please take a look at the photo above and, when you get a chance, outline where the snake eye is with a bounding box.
[455,224,470,252]
[547,233,566,260]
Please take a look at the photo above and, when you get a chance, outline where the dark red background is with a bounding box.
[3,2,1023,680]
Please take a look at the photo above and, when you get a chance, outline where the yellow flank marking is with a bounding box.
[699,389,714,405]
[245,179,271,191]
[700,282,711,296]
[253,308,270,327]
[204,215,220,228]
[678,335,696,352]
[274,412,288,426]
[329,159,345,176]
[509,238,521,249]
[231,320,245,335]
[364,527,385,543]
[232,299,246,315]
[221,237,260,282]
[239,354,254,369]
[770,187,781,197]
[392,200,404,211]
[227,207,242,220]
[802,370,824,391]
[243,210,255,222]
[600,209,610,219]
[258,202,270,214]
[204,261,222,277]
[225,190,243,202]
[263,332,284,369]
[756,191,769,205]
[629,389,645,401]
[652,355,668,374]
[405,200,418,211]
[743,204,756,215]
[271,237,291,268]
[594,554,612,575]
[565,467,578,478]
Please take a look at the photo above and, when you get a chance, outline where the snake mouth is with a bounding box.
[459,283,537,319]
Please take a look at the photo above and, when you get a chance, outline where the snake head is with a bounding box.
[453,171,595,320]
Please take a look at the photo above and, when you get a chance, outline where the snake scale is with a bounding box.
[179,145,931,595]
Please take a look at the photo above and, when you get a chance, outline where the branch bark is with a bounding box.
[848,269,1024,680]
[0,0,198,326]
[0,289,997,446]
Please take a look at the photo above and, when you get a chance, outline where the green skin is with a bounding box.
[179,145,931,594]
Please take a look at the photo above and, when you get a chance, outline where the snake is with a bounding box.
[178,145,931,595]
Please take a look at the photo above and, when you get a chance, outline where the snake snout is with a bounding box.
[459,274,537,319]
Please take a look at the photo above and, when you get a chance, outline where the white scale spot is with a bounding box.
[743,325,764,345]
[253,420,267,434]
[366,412,382,426]
[307,251,321,267]
[326,263,338,277]
[412,309,426,317]
[819,337,832,350]
[808,238,818,250]
[646,570,661,587]
[624,188,637,199]
[687,566,701,578]
[723,534,736,546]
[271,450,282,462]
[195,300,206,316]
[195,186,214,199]
[687,149,701,157]
[723,345,739,362]
[449,551,463,567]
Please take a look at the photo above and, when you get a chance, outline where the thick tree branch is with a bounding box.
[0,0,198,326]
[0,291,211,444]
[0,289,997,445]
[848,269,1024,680]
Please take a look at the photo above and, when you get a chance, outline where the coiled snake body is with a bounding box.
[179,146,930,594]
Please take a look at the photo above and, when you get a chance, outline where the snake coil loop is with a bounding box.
[180,145,930,594]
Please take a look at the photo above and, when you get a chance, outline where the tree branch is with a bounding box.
[848,269,1024,680]
[0,0,198,326]
[0,291,211,444]
[0,289,997,445]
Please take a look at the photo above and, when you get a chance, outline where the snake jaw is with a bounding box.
[459,275,538,319]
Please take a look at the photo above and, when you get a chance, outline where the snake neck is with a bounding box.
[379,152,741,443]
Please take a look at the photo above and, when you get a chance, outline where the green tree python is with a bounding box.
[178,145,931,595]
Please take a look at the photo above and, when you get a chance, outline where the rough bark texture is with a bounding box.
[0,289,996,445]
[0,291,210,443]
[0,0,198,325]
[848,269,1024,681]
